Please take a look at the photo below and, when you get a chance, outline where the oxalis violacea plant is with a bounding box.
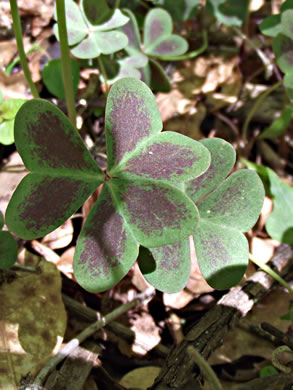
[5,77,264,293]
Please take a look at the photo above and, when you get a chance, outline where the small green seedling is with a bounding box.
[0,95,26,145]
[206,0,249,27]
[5,77,212,293]
[139,138,264,292]
[0,211,18,269]
[42,58,80,100]
[54,0,129,59]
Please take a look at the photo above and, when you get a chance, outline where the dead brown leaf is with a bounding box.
[0,250,67,389]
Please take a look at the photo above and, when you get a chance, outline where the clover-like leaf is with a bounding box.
[143,8,188,57]
[112,177,199,248]
[73,77,211,292]
[54,0,129,59]
[193,223,249,290]
[188,140,263,290]
[272,34,293,73]
[185,138,236,203]
[81,0,113,26]
[5,99,103,239]
[193,168,264,289]
[7,77,211,293]
[106,54,149,84]
[116,131,210,183]
[118,9,172,91]
[71,30,128,59]
[138,240,190,293]
[0,231,18,269]
[272,10,293,74]
[120,8,142,55]
[105,77,163,170]
[73,184,139,292]
[148,58,171,92]
[265,167,293,244]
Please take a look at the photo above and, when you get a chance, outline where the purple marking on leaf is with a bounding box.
[199,232,229,267]
[77,196,126,278]
[124,142,197,179]
[279,36,293,65]
[109,90,152,164]
[155,242,181,271]
[152,40,179,55]
[191,160,221,193]
[27,112,95,171]
[122,21,138,48]
[123,183,190,237]
[148,18,164,44]
[204,182,248,217]
[18,177,92,233]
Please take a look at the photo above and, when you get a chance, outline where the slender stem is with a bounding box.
[56,0,77,127]
[242,80,282,141]
[114,0,120,9]
[249,253,293,295]
[233,26,273,79]
[187,346,223,390]
[9,0,39,98]
[29,288,155,387]
[98,56,109,95]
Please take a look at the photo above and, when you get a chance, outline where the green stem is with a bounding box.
[242,80,282,141]
[5,43,42,75]
[9,0,39,98]
[56,0,77,127]
[187,346,223,390]
[152,31,208,61]
[98,56,109,95]
[114,0,120,8]
[249,253,293,295]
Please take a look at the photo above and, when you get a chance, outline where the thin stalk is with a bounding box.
[114,0,120,9]
[187,346,223,390]
[249,253,293,295]
[233,26,273,79]
[56,0,77,127]
[9,0,39,98]
[98,56,109,95]
[242,80,282,142]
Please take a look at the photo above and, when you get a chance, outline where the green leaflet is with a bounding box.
[54,0,129,59]
[138,240,191,293]
[74,184,139,293]
[0,231,18,269]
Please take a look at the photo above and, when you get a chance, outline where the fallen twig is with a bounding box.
[150,244,293,389]
[26,287,155,389]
